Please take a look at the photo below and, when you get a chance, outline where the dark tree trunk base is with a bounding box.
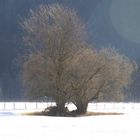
[75,102,88,114]
[43,105,87,116]
[44,106,69,116]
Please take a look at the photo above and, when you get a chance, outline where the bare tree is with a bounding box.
[22,4,87,114]
[67,48,136,113]
[22,4,136,115]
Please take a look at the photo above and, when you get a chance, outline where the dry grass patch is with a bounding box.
[83,112,123,116]
[22,111,123,117]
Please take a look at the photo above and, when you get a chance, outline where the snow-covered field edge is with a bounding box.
[0,102,140,140]
[0,102,140,115]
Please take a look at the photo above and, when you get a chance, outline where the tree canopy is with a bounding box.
[22,4,136,115]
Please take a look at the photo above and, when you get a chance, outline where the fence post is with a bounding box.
[4,102,5,110]
[132,103,134,109]
[25,102,27,110]
[36,102,37,109]
[104,103,106,109]
[96,103,97,110]
[13,102,15,110]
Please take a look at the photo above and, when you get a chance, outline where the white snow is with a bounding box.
[0,103,140,140]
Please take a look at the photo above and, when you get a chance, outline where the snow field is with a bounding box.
[0,103,140,140]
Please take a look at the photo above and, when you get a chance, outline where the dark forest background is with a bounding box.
[0,0,140,101]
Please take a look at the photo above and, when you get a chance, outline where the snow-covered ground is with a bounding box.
[0,103,140,140]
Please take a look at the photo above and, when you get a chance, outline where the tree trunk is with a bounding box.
[76,101,88,114]
[56,100,66,115]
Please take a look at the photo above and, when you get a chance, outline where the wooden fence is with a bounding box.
[0,102,55,110]
[0,102,140,111]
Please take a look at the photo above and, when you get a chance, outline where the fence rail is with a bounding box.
[0,102,56,110]
[0,102,140,111]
